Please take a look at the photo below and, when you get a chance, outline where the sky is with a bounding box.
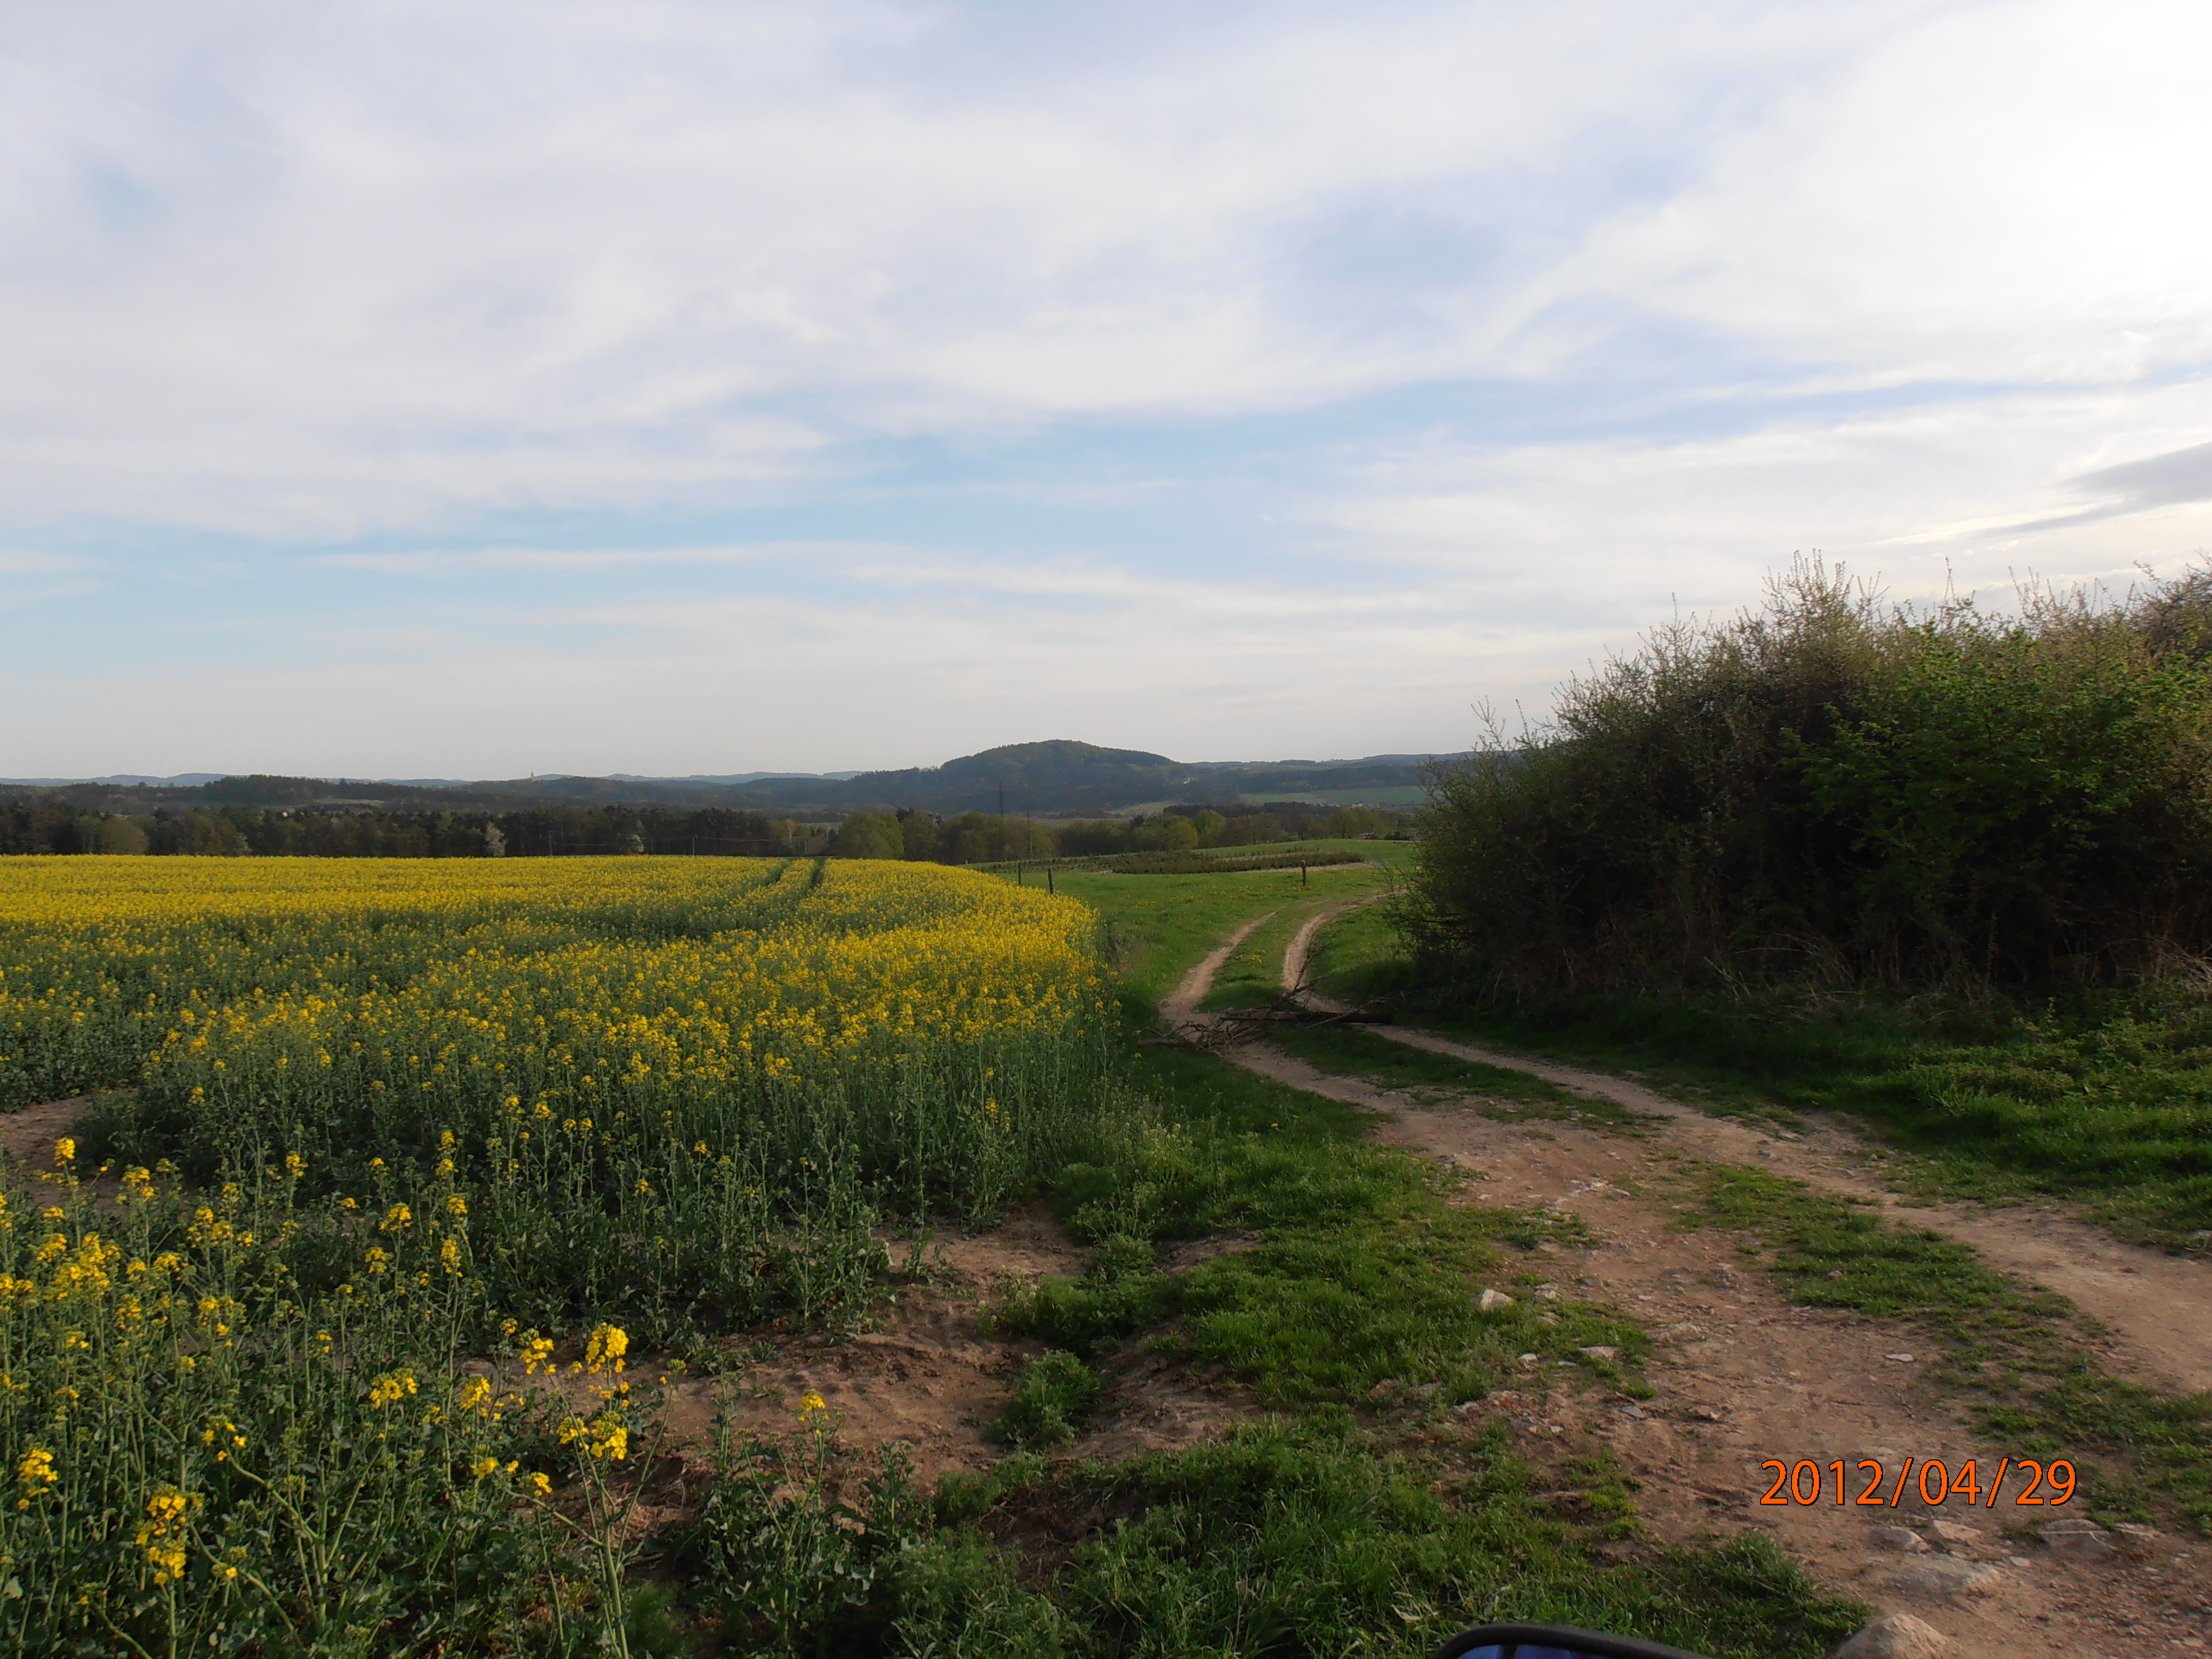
[5,0,2211,778]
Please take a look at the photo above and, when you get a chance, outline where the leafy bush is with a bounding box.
[1412,558,2212,989]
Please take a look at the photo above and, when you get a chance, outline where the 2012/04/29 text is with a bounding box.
[1760,1457,2076,1508]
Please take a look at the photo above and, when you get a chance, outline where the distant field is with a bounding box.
[1237,785,1427,806]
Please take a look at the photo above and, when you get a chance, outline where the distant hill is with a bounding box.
[3,741,1440,818]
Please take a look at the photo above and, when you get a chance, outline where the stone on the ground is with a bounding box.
[1929,1519,1983,1547]
[2041,1519,2114,1558]
[1477,1288,1515,1311]
[1872,1525,1929,1554]
[1517,1352,1539,1368]
[2111,1521,2158,1541]
[1579,1344,1619,1361]
[1830,1612,1953,1657]
[1881,1556,2001,1596]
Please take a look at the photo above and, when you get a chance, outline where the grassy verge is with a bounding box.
[1003,1046,1630,1402]
[905,1422,1858,1659]
[1264,1021,1643,1130]
[1674,1161,2212,1533]
[1301,894,1421,1003]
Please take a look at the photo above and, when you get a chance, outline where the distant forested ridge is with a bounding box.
[1,740,1426,860]
[1,738,1417,861]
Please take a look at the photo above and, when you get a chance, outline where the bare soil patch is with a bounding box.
[674,1205,1253,1483]
[1,1093,95,1167]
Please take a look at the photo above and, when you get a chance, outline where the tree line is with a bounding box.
[4,796,1406,862]
[0,803,805,859]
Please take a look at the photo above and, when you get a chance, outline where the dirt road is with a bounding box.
[1174,911,2212,1659]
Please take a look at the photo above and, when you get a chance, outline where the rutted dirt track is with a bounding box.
[1275,905,2212,1397]
[1179,907,2212,1658]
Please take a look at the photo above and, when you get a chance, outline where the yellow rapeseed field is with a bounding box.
[0,854,1114,1652]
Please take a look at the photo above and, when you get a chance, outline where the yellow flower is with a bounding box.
[446,1194,467,1218]
[521,1336,556,1375]
[366,1370,417,1408]
[583,1323,627,1374]
[558,1410,629,1461]
[799,1390,827,1416]
[54,1137,74,1165]
[16,1445,57,1506]
[136,1487,201,1584]
[470,1455,499,1479]
[284,1152,306,1178]
[381,1203,413,1232]
[529,1471,552,1497]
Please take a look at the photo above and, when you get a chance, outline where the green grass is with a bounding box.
[1677,1162,2212,1533]
[1439,989,2212,1248]
[906,1420,1861,1659]
[1300,894,1420,1004]
[1052,857,1397,1022]
[1199,901,1358,1013]
[996,1351,1105,1447]
[1264,1021,1644,1129]
[996,1046,1631,1402]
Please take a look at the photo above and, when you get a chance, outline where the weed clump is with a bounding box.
[994,1351,1104,1447]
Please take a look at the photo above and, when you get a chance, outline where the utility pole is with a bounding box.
[997,782,1005,860]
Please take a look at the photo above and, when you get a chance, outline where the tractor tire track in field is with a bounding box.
[1175,914,2212,1659]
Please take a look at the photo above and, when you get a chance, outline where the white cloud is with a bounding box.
[5,0,2211,772]
[0,0,1925,532]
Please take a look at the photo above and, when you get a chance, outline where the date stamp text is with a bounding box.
[1758,1457,2076,1508]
